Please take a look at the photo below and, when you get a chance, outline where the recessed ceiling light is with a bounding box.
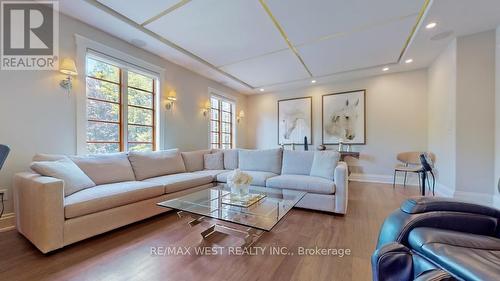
[405,59,413,64]
[259,88,264,92]
[311,80,317,84]
[382,67,389,72]
[426,22,437,29]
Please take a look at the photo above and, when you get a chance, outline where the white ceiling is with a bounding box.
[58,0,500,94]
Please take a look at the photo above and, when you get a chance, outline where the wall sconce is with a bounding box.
[202,101,211,117]
[237,110,245,123]
[59,58,78,91]
[165,96,177,110]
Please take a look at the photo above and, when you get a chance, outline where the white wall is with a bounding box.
[247,70,428,181]
[495,26,500,205]
[455,31,496,196]
[427,40,457,196]
[0,14,248,213]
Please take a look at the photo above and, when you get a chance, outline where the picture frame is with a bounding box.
[277,97,313,145]
[322,90,366,145]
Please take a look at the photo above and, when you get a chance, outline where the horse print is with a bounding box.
[278,97,312,145]
[322,90,365,144]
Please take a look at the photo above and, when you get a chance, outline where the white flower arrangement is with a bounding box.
[227,169,253,186]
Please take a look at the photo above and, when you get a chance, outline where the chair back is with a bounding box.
[397,151,436,165]
[0,145,10,170]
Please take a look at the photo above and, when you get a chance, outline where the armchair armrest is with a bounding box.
[13,172,65,253]
[334,161,348,214]
[372,243,413,281]
[376,198,500,249]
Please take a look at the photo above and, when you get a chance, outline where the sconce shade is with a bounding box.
[59,58,78,76]
[239,110,245,118]
[167,96,177,101]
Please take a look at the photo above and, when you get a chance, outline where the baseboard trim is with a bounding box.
[349,173,420,186]
[0,213,16,232]
[434,183,454,198]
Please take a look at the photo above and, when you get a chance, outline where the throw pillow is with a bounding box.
[31,159,96,196]
[204,152,224,170]
[310,151,340,180]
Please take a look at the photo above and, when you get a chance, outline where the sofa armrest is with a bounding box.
[334,161,348,214]
[376,198,500,249]
[13,172,65,253]
[372,242,413,281]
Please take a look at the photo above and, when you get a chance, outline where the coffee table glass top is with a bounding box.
[157,184,306,231]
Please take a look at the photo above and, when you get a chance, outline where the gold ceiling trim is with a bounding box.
[141,0,192,27]
[397,0,432,62]
[84,0,254,90]
[258,0,313,77]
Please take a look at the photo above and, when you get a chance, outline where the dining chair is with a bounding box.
[393,152,435,189]
[0,144,10,218]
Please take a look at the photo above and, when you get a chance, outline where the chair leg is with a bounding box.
[426,172,431,192]
[403,171,407,187]
[393,170,397,188]
[430,171,436,196]
[418,173,421,190]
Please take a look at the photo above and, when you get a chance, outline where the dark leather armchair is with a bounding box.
[372,197,500,281]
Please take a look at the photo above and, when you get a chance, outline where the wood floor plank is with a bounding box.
[0,182,418,281]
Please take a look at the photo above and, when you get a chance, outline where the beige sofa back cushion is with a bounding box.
[70,153,136,185]
[281,150,314,175]
[181,149,212,172]
[310,151,340,180]
[128,149,186,180]
[239,148,283,174]
[30,159,96,196]
[214,149,238,170]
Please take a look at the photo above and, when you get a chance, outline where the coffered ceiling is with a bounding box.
[58,0,500,94]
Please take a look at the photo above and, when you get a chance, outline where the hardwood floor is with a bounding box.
[0,182,418,281]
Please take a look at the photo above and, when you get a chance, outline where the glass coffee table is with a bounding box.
[157,184,306,246]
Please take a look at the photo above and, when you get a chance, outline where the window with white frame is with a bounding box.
[85,54,158,154]
[210,95,235,149]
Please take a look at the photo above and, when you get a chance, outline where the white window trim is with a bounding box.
[75,34,165,154]
[208,88,237,149]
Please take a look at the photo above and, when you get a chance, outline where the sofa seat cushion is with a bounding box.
[64,181,164,219]
[266,175,336,195]
[192,170,227,181]
[409,227,500,281]
[217,170,278,186]
[144,173,213,193]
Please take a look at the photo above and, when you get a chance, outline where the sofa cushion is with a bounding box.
[217,170,278,186]
[310,151,340,180]
[128,149,186,180]
[281,150,314,175]
[181,149,212,172]
[408,227,500,281]
[214,149,239,170]
[70,153,136,185]
[266,175,336,194]
[239,148,283,174]
[192,170,227,181]
[143,173,213,193]
[64,181,164,219]
[32,153,68,162]
[31,159,96,196]
[204,152,224,170]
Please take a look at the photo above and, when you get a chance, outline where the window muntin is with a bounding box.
[85,56,157,154]
[210,96,234,149]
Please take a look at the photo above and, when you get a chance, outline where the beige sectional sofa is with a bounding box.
[14,148,348,253]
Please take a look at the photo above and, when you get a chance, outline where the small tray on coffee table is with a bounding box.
[221,192,266,208]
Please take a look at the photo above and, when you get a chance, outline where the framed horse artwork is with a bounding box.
[277,97,312,145]
[322,90,366,145]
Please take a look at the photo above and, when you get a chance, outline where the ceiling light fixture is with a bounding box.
[382,67,389,72]
[259,88,264,92]
[311,80,316,84]
[405,59,413,64]
[426,22,437,29]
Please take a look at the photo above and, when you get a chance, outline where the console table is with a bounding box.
[339,151,360,161]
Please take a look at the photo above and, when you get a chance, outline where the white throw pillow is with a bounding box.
[310,151,340,180]
[31,159,96,196]
[204,152,224,170]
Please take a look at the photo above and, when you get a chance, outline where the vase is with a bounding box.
[229,182,250,197]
